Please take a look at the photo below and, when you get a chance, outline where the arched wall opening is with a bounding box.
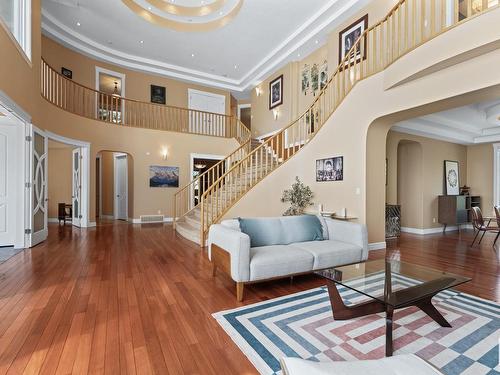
[366,85,500,244]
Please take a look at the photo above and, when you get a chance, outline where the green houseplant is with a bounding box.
[280,176,314,216]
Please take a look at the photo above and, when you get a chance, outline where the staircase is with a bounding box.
[174,0,496,246]
[174,138,268,244]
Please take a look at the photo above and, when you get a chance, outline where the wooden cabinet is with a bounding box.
[438,195,480,231]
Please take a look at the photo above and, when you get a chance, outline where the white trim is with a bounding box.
[131,217,174,224]
[493,143,500,207]
[401,225,473,235]
[48,218,59,223]
[41,0,368,91]
[237,103,251,120]
[189,153,225,210]
[0,90,31,123]
[368,242,386,251]
[113,153,128,221]
[45,131,91,228]
[95,66,126,98]
[96,154,102,219]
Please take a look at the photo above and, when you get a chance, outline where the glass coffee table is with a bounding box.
[316,259,471,356]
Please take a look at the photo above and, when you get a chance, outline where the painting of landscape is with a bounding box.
[149,166,179,187]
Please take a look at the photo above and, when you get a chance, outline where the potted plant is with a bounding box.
[281,177,314,216]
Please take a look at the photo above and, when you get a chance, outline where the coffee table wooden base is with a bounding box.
[326,280,451,357]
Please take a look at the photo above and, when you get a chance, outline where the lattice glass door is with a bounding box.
[29,126,48,247]
[72,148,82,227]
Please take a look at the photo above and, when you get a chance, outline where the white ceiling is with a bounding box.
[393,99,500,145]
[41,0,372,96]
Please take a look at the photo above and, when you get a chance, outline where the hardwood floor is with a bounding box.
[0,223,498,374]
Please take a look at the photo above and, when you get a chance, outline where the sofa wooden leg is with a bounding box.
[236,282,244,302]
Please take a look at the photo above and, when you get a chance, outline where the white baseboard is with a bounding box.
[368,242,386,251]
[401,225,473,235]
[48,218,59,223]
[131,217,174,224]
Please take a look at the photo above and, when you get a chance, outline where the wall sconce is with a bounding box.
[161,148,168,160]
[273,108,279,120]
[255,87,262,97]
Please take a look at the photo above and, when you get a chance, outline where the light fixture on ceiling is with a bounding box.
[76,21,81,26]
[191,53,195,57]
[140,40,144,44]
[234,64,238,69]
[315,40,319,44]
[112,81,120,97]
[297,53,301,57]
[194,163,207,169]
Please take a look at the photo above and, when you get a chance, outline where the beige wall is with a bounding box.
[47,146,73,218]
[386,131,468,229]
[250,0,399,138]
[224,9,500,244]
[467,143,494,216]
[41,36,232,115]
[100,152,115,216]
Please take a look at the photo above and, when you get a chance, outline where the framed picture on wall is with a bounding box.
[269,75,283,110]
[316,156,343,182]
[61,67,72,79]
[338,14,368,65]
[150,85,166,104]
[444,160,460,195]
[149,166,179,187]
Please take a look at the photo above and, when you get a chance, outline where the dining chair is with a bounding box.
[471,206,498,246]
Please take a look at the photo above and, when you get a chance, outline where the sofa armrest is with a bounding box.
[208,224,251,282]
[324,218,369,261]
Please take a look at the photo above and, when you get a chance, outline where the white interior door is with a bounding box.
[72,148,82,227]
[114,154,128,221]
[0,123,17,246]
[29,126,48,247]
[188,89,226,136]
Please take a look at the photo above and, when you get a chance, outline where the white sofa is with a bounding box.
[208,215,368,301]
[280,355,443,375]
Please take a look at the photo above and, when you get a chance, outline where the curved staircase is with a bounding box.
[172,0,497,247]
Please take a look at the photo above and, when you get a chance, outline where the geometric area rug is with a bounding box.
[213,273,500,375]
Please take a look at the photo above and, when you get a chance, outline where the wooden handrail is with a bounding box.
[197,0,498,246]
[40,58,251,142]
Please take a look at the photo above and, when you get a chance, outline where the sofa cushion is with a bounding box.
[239,217,284,247]
[238,216,324,247]
[290,240,363,269]
[280,215,324,244]
[250,245,314,280]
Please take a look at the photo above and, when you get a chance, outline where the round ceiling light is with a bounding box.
[121,0,243,32]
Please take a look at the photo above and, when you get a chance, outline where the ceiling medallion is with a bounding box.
[121,0,243,32]
[145,0,227,17]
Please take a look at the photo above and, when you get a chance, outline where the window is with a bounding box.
[0,0,31,60]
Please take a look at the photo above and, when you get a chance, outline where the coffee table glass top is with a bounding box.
[316,259,471,308]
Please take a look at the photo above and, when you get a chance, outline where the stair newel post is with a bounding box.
[173,195,177,231]
[200,196,205,248]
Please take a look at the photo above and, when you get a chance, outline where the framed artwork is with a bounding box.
[149,165,179,187]
[316,156,343,182]
[338,14,368,65]
[301,64,310,96]
[150,85,166,104]
[61,67,72,79]
[311,63,319,95]
[444,160,460,195]
[269,75,283,110]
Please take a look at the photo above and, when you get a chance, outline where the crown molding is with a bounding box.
[41,0,368,93]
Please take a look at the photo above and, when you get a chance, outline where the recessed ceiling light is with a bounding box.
[315,40,319,44]
[219,11,223,15]
[76,22,81,26]
[201,1,205,4]
[297,53,301,57]
[140,40,144,44]
[191,53,195,57]
[148,6,152,10]
[234,64,238,69]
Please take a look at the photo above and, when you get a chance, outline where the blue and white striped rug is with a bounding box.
[213,273,500,375]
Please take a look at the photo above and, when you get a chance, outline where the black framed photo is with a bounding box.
[150,85,166,105]
[444,160,460,195]
[149,165,179,187]
[338,14,368,65]
[61,67,72,79]
[269,75,283,110]
[316,156,343,182]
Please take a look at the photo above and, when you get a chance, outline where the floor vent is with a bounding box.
[139,215,164,223]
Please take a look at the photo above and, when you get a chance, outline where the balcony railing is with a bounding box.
[41,59,251,143]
